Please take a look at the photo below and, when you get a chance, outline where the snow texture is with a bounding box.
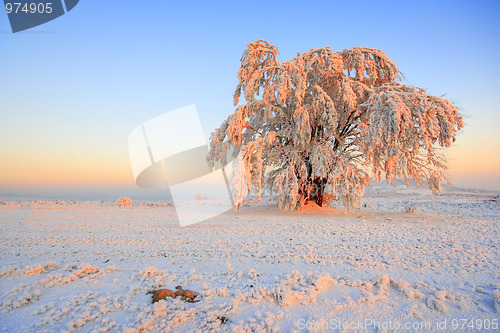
[0,185,498,332]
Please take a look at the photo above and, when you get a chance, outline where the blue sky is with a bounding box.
[0,0,499,200]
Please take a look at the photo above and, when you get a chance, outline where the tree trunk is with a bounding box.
[309,178,326,207]
[301,156,326,207]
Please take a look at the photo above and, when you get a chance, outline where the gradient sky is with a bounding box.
[1,0,499,200]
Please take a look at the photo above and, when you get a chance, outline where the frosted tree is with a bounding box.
[208,40,464,210]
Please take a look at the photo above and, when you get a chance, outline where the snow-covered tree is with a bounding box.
[208,40,464,210]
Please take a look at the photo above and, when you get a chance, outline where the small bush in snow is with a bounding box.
[405,204,417,213]
[194,193,211,201]
[118,197,133,208]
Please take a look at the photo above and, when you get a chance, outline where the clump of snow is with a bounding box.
[23,262,58,276]
[427,295,448,313]
[1,284,41,312]
[38,263,103,288]
[118,197,133,208]
[138,266,174,289]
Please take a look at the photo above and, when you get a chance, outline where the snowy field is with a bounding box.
[1,185,499,332]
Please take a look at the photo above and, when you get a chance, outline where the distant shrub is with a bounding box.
[118,197,133,207]
[405,204,417,213]
[194,193,211,201]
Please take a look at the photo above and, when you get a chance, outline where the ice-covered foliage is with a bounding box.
[208,40,464,210]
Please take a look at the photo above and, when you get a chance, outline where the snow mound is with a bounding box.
[296,201,343,214]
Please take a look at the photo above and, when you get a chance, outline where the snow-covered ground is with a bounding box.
[0,185,499,332]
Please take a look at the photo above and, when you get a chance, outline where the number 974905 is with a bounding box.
[5,2,53,14]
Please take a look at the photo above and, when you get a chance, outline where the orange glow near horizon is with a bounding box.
[1,147,499,191]
[0,152,134,187]
[445,127,500,189]
[1,125,499,191]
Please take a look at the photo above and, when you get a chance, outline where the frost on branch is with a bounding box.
[208,40,463,210]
